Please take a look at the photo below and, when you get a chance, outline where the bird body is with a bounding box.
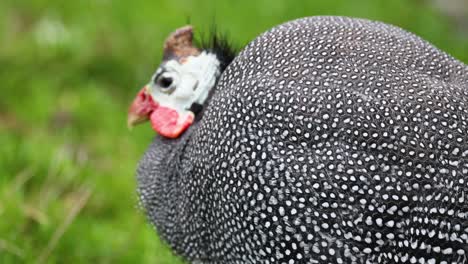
[132,16,468,263]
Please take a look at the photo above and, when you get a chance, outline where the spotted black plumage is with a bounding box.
[136,16,468,263]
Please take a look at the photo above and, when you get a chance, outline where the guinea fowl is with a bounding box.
[128,17,468,263]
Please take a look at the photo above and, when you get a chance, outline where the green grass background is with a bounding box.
[0,0,467,263]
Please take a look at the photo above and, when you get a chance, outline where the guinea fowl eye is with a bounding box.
[157,76,173,89]
[151,71,178,93]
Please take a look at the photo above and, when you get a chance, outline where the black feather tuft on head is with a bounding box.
[196,25,238,72]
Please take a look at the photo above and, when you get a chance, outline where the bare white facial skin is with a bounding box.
[148,51,221,113]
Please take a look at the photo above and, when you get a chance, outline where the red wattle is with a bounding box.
[150,106,194,138]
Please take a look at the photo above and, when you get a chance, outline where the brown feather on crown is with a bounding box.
[163,25,201,61]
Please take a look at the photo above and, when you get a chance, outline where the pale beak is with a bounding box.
[127,86,156,129]
[127,112,148,129]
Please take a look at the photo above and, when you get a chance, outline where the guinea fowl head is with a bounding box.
[128,25,236,138]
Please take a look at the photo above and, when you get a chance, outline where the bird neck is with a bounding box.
[138,123,210,257]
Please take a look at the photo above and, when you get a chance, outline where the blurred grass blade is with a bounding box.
[36,187,93,264]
